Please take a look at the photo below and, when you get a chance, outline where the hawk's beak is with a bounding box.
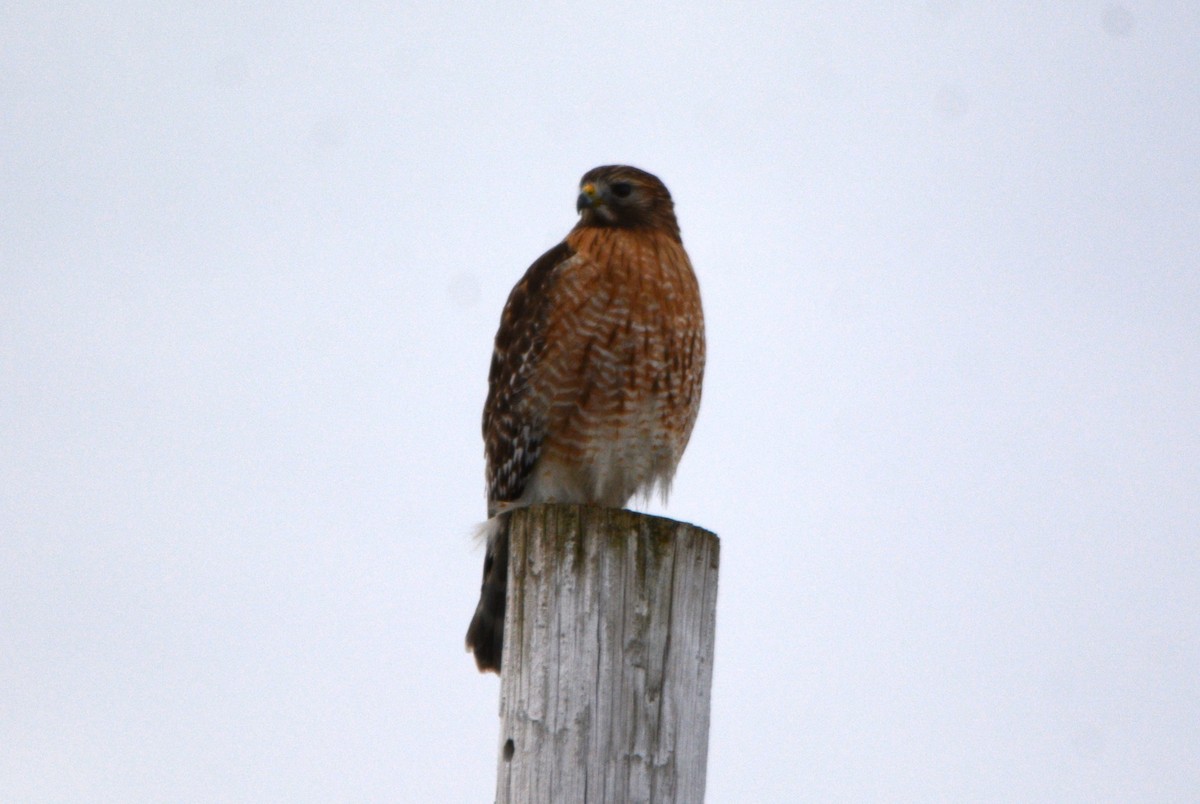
[576,183,599,213]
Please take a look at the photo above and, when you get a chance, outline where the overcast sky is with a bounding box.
[3,2,1198,801]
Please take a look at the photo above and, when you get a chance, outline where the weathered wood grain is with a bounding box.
[495,504,719,803]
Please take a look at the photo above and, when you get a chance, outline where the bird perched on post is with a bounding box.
[465,165,706,673]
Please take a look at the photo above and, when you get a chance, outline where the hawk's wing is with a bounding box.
[482,240,575,515]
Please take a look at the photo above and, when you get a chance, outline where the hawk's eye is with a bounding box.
[610,182,633,198]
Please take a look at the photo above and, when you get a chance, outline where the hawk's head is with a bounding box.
[575,165,680,240]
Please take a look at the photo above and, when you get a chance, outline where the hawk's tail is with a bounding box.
[465,515,509,673]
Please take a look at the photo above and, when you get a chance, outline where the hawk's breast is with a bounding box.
[523,226,705,508]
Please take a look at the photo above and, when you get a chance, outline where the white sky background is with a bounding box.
[3,1,1198,800]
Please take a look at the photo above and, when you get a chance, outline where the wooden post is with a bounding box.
[495,504,719,803]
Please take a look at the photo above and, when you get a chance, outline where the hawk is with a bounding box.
[465,165,705,673]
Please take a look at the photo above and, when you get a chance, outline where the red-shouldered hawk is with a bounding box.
[465,165,705,673]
